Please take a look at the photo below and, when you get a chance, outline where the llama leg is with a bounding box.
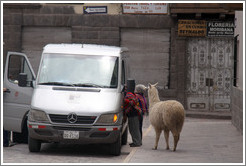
[164,128,170,150]
[173,133,180,151]
[153,128,161,150]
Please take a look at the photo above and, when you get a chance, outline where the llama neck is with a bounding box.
[149,93,160,109]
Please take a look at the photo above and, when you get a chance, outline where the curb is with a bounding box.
[185,111,232,120]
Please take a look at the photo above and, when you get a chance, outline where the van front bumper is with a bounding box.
[27,122,122,144]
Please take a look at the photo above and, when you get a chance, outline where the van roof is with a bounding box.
[43,44,128,57]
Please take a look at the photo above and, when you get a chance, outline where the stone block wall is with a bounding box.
[3,8,23,69]
[165,22,187,107]
[231,86,243,134]
[3,4,185,107]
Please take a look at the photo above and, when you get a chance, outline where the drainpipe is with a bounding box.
[233,35,239,86]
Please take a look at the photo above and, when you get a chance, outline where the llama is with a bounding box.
[148,83,185,151]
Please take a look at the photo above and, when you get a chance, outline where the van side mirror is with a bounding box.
[18,73,27,87]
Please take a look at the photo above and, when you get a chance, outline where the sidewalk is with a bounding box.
[125,117,244,164]
[185,110,232,120]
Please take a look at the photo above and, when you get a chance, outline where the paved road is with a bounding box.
[125,117,244,163]
[2,116,244,164]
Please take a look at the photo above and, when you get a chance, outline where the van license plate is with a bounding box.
[63,131,79,139]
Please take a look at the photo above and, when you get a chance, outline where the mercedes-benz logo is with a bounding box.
[67,113,78,123]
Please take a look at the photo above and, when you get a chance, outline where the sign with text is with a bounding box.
[123,3,168,14]
[83,6,107,14]
[207,21,234,37]
[178,20,206,37]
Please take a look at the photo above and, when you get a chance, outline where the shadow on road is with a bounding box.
[39,143,129,157]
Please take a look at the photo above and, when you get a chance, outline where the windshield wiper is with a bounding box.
[39,82,74,87]
[73,83,105,88]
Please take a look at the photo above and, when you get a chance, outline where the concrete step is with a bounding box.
[185,110,232,120]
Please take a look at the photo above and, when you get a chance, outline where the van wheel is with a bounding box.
[28,136,41,152]
[13,118,28,143]
[121,126,128,145]
[109,134,121,156]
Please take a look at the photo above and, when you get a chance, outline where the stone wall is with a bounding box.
[3,4,185,107]
[3,8,23,68]
[160,22,187,107]
[231,86,243,134]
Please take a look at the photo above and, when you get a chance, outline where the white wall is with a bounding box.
[235,11,243,90]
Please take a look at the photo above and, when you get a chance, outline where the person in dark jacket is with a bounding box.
[135,84,148,140]
[124,79,142,147]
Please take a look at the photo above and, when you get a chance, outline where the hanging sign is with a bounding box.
[123,3,168,14]
[178,20,206,37]
[207,21,234,37]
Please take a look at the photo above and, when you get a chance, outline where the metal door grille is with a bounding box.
[187,38,234,111]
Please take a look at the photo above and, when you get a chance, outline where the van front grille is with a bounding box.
[49,114,97,124]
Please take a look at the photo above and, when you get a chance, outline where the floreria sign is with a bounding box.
[207,21,234,37]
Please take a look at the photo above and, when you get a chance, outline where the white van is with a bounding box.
[3,44,129,156]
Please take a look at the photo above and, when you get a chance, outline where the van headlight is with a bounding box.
[28,109,50,123]
[95,113,119,125]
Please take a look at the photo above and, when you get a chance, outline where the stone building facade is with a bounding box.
[3,3,243,115]
[231,11,243,134]
[3,3,183,105]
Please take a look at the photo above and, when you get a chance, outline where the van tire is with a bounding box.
[121,126,128,145]
[13,118,28,143]
[28,136,41,152]
[109,134,121,156]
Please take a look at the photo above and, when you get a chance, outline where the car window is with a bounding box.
[8,54,34,86]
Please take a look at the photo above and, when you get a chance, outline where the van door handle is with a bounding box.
[4,88,11,93]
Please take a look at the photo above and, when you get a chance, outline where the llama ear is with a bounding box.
[148,83,152,89]
[153,82,158,87]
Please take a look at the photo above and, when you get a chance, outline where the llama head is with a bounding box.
[135,84,148,94]
[148,83,160,103]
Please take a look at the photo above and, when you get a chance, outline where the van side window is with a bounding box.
[121,60,125,85]
[8,55,34,86]
[110,58,119,88]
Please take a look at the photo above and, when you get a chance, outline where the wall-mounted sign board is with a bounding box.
[123,3,168,14]
[178,20,207,37]
[83,6,107,14]
[207,21,234,37]
[178,20,235,37]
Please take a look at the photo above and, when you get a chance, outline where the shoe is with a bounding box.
[130,144,142,147]
[3,142,16,147]
[9,142,16,147]
[129,143,134,146]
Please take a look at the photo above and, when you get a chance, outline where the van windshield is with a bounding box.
[38,54,119,88]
